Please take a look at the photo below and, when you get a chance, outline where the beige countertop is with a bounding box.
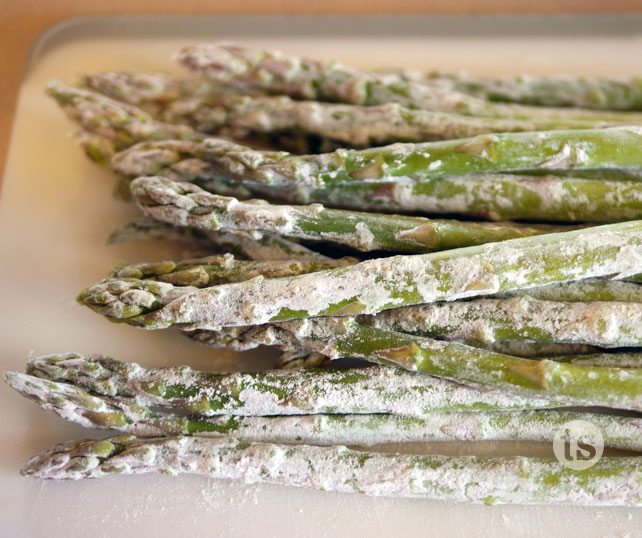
[1,0,641,182]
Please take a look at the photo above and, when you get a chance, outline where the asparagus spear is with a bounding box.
[78,220,642,328]
[46,80,201,149]
[177,43,642,125]
[184,325,601,360]
[184,325,278,352]
[25,354,571,415]
[108,218,332,262]
[21,434,642,506]
[113,140,642,223]
[363,296,642,347]
[76,131,119,166]
[8,372,642,450]
[419,71,642,111]
[86,78,631,146]
[185,325,625,366]
[498,278,642,302]
[82,71,224,115]
[155,95,642,145]
[193,127,642,188]
[111,253,356,287]
[274,317,642,409]
[464,341,598,359]
[552,352,642,368]
[88,70,642,143]
[131,176,571,253]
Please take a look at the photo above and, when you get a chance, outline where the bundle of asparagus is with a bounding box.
[9,42,642,505]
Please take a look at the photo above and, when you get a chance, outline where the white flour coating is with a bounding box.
[370,297,642,347]
[22,435,642,505]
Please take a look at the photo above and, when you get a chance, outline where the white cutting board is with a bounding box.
[1,15,642,538]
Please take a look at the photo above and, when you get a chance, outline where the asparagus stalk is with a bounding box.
[274,317,642,409]
[363,296,642,347]
[25,354,571,415]
[464,341,598,359]
[177,43,642,125]
[108,218,332,262]
[111,253,356,287]
[78,220,642,328]
[186,325,621,365]
[8,372,642,450]
[157,94,642,145]
[193,127,642,188]
[112,141,642,223]
[76,131,119,166]
[87,70,642,144]
[183,325,280,352]
[131,176,571,253]
[21,435,642,506]
[498,278,642,302]
[82,71,224,115]
[88,79,631,146]
[184,326,601,359]
[420,71,642,111]
[46,80,201,150]
[552,353,642,368]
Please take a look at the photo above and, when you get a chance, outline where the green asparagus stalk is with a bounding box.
[78,220,642,328]
[111,253,356,287]
[86,78,633,146]
[46,80,201,150]
[193,127,642,188]
[82,71,224,114]
[110,139,642,222]
[274,317,642,409]
[552,353,642,368]
[76,131,119,166]
[8,372,642,450]
[21,434,642,506]
[363,296,642,347]
[131,176,571,253]
[185,326,619,365]
[108,218,332,262]
[177,43,642,125]
[156,94,642,145]
[183,326,601,359]
[496,278,642,302]
[464,341,598,359]
[25,354,572,415]
[419,71,642,111]
[113,140,642,223]
[183,325,275,352]
[87,70,642,144]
